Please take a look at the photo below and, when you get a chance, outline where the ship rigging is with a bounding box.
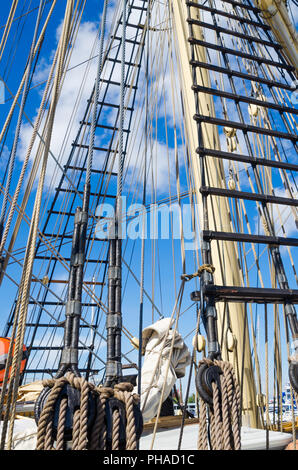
[0,0,297,451]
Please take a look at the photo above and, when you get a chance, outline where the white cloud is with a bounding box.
[17,21,100,187]
[15,0,190,204]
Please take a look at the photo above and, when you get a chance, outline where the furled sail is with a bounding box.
[134,318,191,421]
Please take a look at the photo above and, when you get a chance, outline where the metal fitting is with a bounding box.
[106,314,122,329]
[208,341,220,355]
[201,269,213,285]
[205,303,217,319]
[74,210,88,225]
[106,361,122,378]
[65,300,81,317]
[285,303,296,317]
[70,252,85,266]
[60,348,78,365]
[108,266,121,280]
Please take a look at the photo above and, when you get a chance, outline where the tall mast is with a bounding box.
[171,0,298,431]
[2,0,148,382]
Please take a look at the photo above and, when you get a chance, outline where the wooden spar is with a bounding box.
[171,0,260,427]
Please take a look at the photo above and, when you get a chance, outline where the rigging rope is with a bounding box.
[0,0,58,269]
[0,0,75,449]
[138,0,151,403]
[0,0,57,147]
[0,0,296,450]
[34,0,143,452]
[197,358,241,450]
[105,0,128,387]
[85,0,109,186]
[0,1,19,62]
[181,264,215,281]
[35,372,139,450]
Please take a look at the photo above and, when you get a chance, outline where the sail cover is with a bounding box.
[134,318,191,421]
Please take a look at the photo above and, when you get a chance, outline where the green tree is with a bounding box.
[188,393,195,403]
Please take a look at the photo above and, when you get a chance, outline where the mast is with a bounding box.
[171,0,260,427]
[2,0,148,382]
[0,0,297,443]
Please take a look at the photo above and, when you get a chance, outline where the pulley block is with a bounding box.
[34,383,97,441]
[105,397,143,450]
[289,361,298,395]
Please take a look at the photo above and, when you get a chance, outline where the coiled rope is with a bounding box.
[197,358,241,450]
[36,373,139,450]
[0,0,44,240]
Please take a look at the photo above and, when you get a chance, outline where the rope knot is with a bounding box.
[114,382,134,393]
[65,372,82,389]
[96,386,114,400]
[181,264,215,282]
[197,264,215,276]
[42,378,56,388]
